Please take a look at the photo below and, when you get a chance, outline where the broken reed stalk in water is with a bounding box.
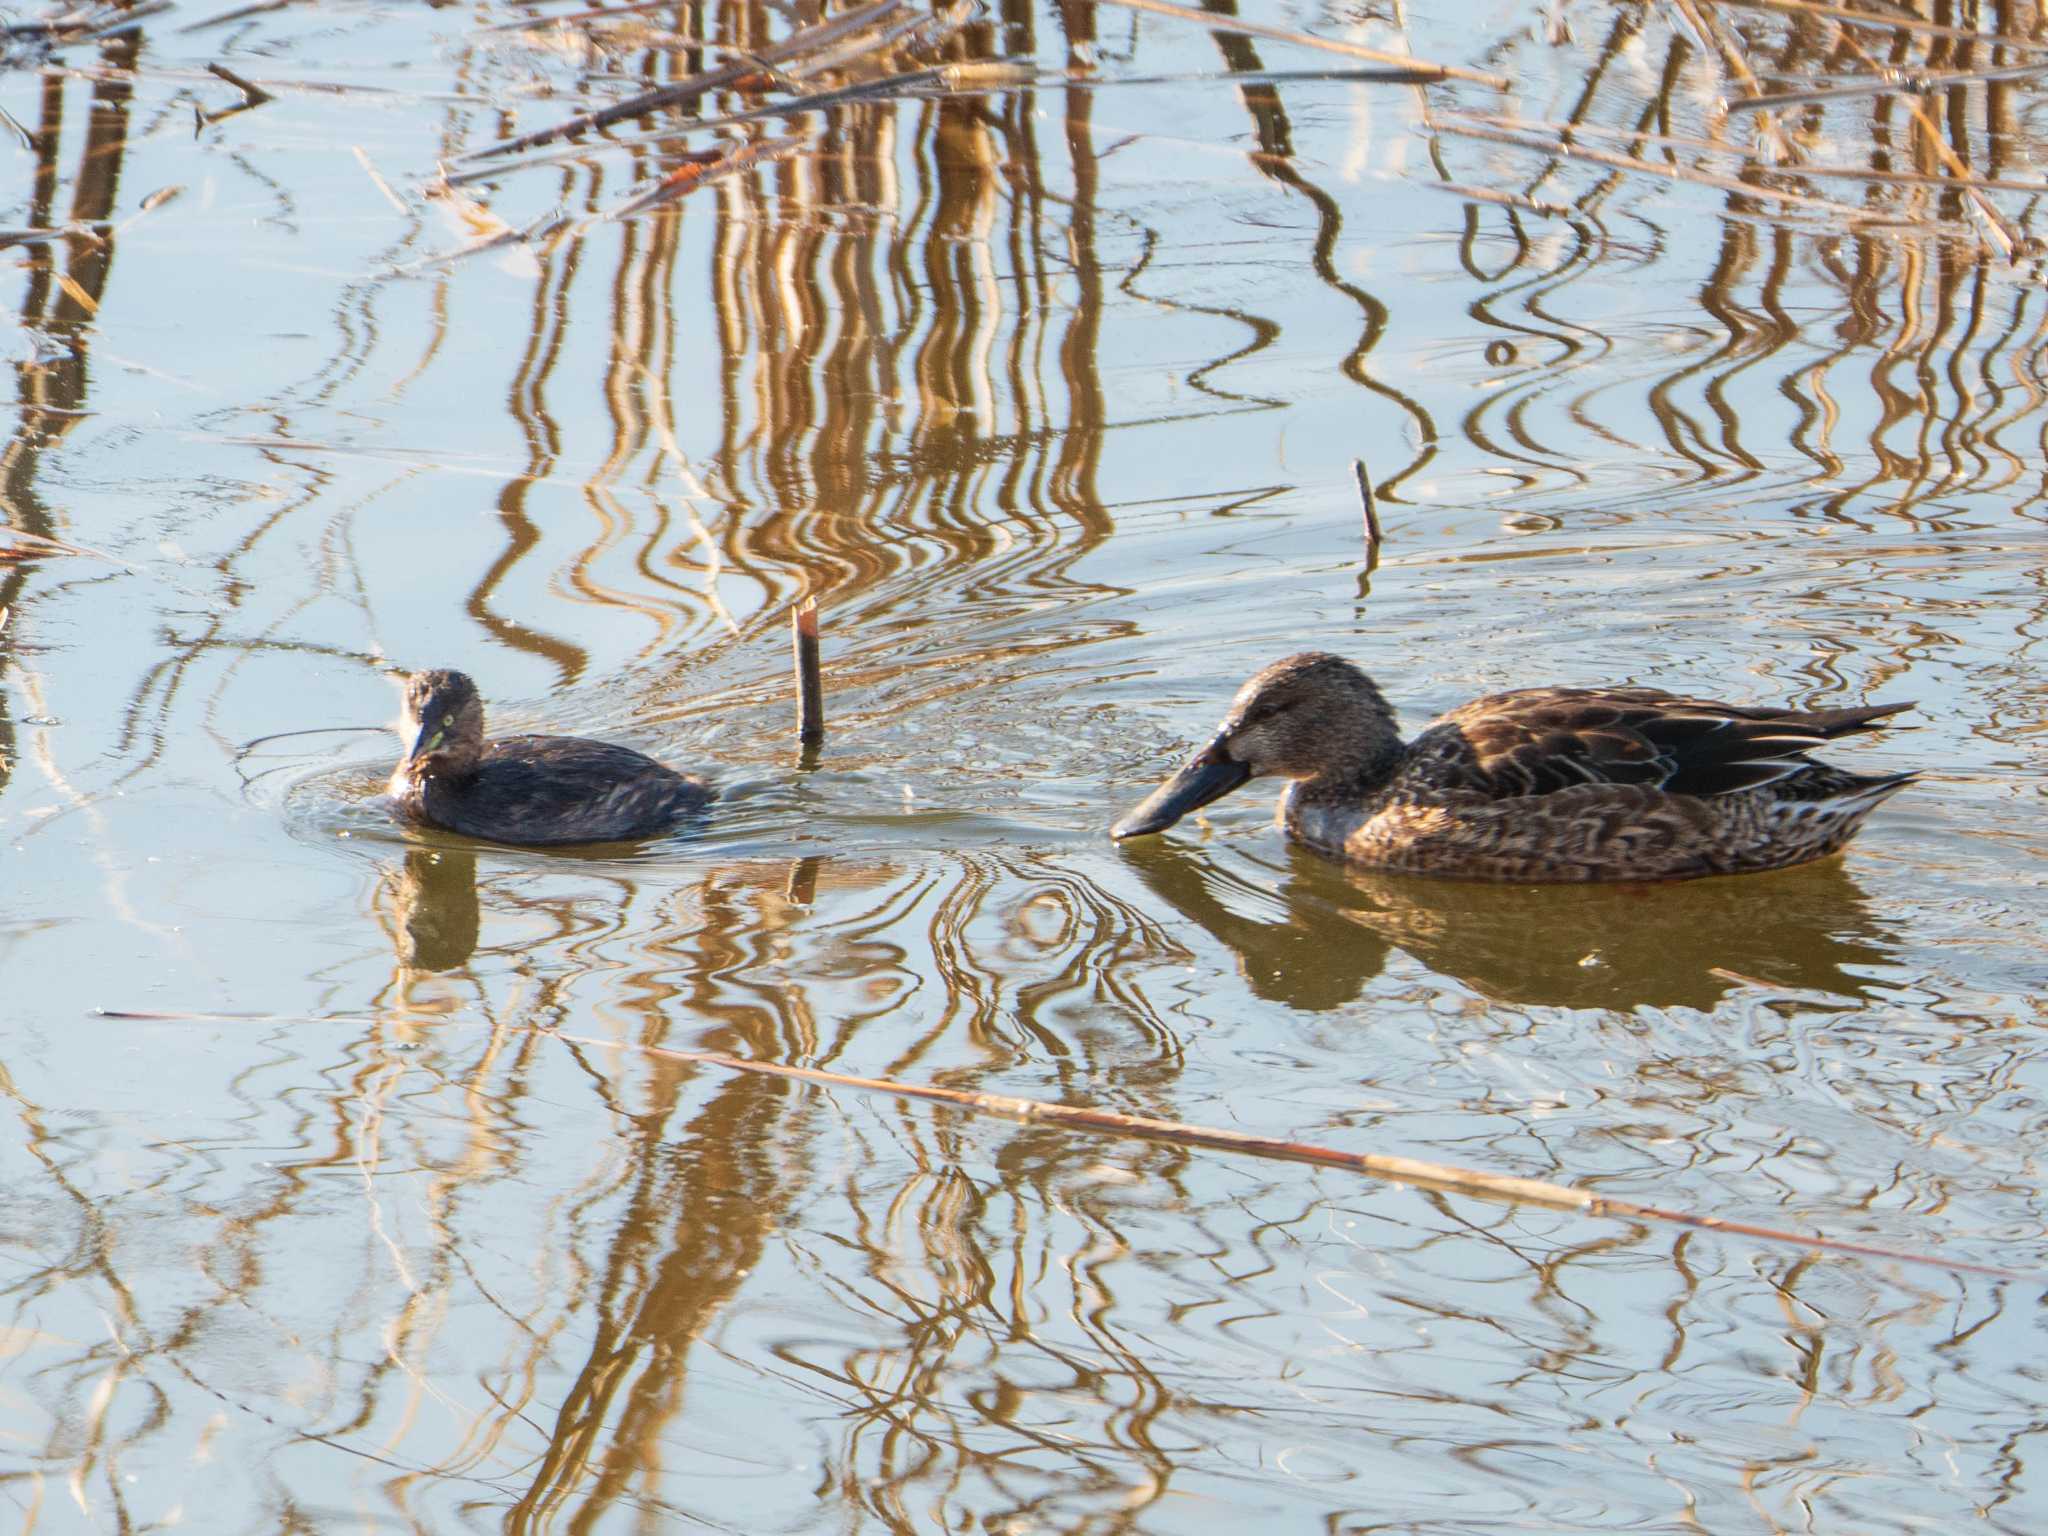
[792,599,824,750]
[1709,0,2027,46]
[95,1007,2027,1284]
[1833,30,2021,260]
[1432,115,1883,222]
[1088,0,1509,88]
[461,0,906,159]
[1353,459,1382,547]
[1726,58,2048,115]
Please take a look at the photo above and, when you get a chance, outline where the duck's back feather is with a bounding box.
[1409,688,1914,801]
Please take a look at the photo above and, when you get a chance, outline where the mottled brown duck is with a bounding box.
[1111,652,1914,882]
[388,669,712,847]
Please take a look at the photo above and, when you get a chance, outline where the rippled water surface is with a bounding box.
[2,0,2046,1530]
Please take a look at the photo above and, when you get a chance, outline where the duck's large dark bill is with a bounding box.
[1111,755,1251,839]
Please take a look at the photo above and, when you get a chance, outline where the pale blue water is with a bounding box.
[0,1,2043,1531]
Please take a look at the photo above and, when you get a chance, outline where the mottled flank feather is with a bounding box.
[1113,652,1914,883]
[389,669,712,847]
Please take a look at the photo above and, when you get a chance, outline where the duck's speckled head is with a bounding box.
[398,668,486,778]
[1112,652,1400,840]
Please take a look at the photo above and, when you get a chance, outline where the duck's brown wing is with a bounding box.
[1407,688,1912,800]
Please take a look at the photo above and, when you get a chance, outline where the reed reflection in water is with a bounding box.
[0,0,2044,1532]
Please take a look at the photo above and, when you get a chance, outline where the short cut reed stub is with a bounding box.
[793,599,824,749]
[1353,459,1382,547]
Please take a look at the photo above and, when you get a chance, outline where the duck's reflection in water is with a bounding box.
[386,846,482,972]
[1124,841,1899,1012]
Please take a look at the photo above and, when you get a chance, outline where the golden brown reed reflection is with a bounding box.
[500,1066,787,1534]
[0,31,138,797]
[346,830,1206,1528]
[1448,5,2048,520]
[1122,841,1899,1012]
[330,70,1203,1531]
[15,2,2048,1530]
[499,13,1141,704]
[267,5,2048,1524]
[348,850,867,1526]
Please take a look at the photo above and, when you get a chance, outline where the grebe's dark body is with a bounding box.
[389,669,711,847]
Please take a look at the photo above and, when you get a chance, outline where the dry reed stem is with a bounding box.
[57,0,172,44]
[476,0,712,36]
[1436,113,1914,225]
[1730,59,2048,114]
[205,62,273,108]
[1424,179,1574,217]
[391,198,566,277]
[1779,162,2048,196]
[604,134,808,220]
[1459,110,2048,200]
[178,0,289,33]
[52,61,474,103]
[451,58,1030,191]
[462,0,907,160]
[0,528,110,563]
[352,146,410,216]
[1454,113,1731,160]
[668,66,983,137]
[95,1007,2031,1284]
[52,273,98,315]
[1837,31,2022,259]
[0,225,86,249]
[1712,0,2040,46]
[1670,0,1764,100]
[1090,0,1507,88]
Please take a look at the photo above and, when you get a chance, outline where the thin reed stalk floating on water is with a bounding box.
[1424,180,1574,218]
[461,0,908,160]
[603,134,809,221]
[1444,108,2048,205]
[202,61,273,122]
[444,65,1031,189]
[475,0,714,37]
[1727,59,2048,114]
[1834,30,2023,259]
[1710,0,2033,45]
[0,527,114,564]
[1667,0,1762,100]
[94,1007,2029,1284]
[1088,0,1508,88]
[1431,113,1903,225]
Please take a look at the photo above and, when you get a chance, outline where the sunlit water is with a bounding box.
[1,0,2044,1531]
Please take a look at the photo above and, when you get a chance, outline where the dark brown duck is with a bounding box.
[1112,652,1914,882]
[388,669,712,847]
